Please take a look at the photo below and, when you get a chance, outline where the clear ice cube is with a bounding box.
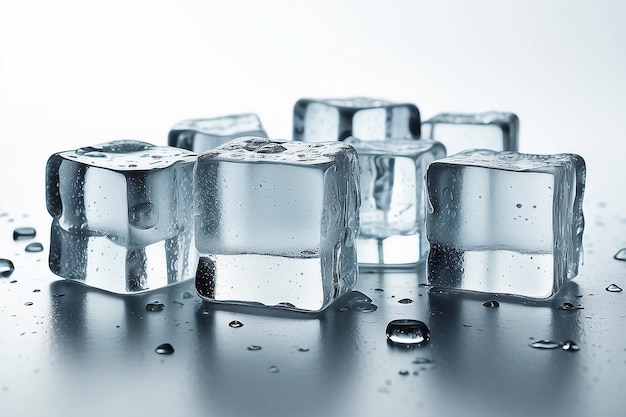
[168,113,267,152]
[422,112,519,156]
[426,149,585,298]
[193,136,361,311]
[293,97,421,142]
[345,137,446,267]
[46,140,198,293]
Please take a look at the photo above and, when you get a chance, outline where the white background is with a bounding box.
[1,0,625,203]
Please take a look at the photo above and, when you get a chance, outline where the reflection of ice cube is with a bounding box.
[45,140,198,292]
[293,97,421,142]
[422,112,518,156]
[168,113,267,152]
[426,149,586,298]
[346,138,446,267]
[194,137,361,311]
[46,140,196,248]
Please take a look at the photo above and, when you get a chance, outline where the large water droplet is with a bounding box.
[155,343,175,354]
[398,298,413,304]
[129,202,159,230]
[24,242,44,253]
[247,345,262,351]
[386,319,430,347]
[561,341,580,352]
[482,300,500,308]
[146,301,165,312]
[13,227,36,241]
[529,340,560,349]
[0,259,15,278]
[229,320,244,328]
[606,284,623,292]
[613,248,626,261]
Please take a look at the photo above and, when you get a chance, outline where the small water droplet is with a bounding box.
[182,291,194,299]
[229,320,244,328]
[398,369,410,376]
[297,347,310,352]
[614,248,626,261]
[557,302,583,310]
[146,301,165,312]
[529,340,561,349]
[561,341,580,352]
[482,300,500,308]
[13,227,36,241]
[33,289,40,293]
[247,345,262,351]
[276,302,296,308]
[337,306,349,312]
[0,259,15,278]
[516,203,522,208]
[412,357,435,365]
[155,343,175,354]
[351,301,378,312]
[24,242,44,253]
[24,302,33,306]
[606,284,623,292]
[374,288,384,292]
[398,298,413,304]
[386,319,430,347]
[268,365,279,373]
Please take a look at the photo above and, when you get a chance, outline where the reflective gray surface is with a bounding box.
[1,187,624,416]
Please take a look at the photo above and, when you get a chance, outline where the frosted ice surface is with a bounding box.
[426,149,585,298]
[45,140,198,293]
[194,136,360,311]
[168,113,267,152]
[346,137,446,267]
[293,97,421,142]
[422,112,518,156]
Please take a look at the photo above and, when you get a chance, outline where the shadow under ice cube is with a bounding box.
[293,97,421,142]
[422,112,519,156]
[426,149,585,299]
[168,113,267,152]
[46,140,198,293]
[194,137,360,311]
[346,137,446,267]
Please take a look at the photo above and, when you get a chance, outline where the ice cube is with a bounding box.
[426,149,585,298]
[345,137,446,267]
[293,97,421,142]
[194,136,360,311]
[422,112,519,156]
[168,113,267,152]
[46,140,198,293]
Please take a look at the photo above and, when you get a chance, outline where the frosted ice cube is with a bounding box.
[422,112,519,156]
[345,137,446,267]
[426,149,585,298]
[194,136,360,311]
[168,113,267,152]
[293,97,421,142]
[46,140,198,292]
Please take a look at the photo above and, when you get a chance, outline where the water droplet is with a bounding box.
[297,347,310,352]
[398,369,410,376]
[0,259,15,278]
[606,284,623,292]
[561,341,580,352]
[24,301,33,306]
[229,320,244,328]
[268,365,279,373]
[557,302,583,310]
[398,298,413,304]
[351,301,378,312]
[52,293,65,298]
[529,340,561,349]
[276,302,296,308]
[13,227,36,241]
[24,242,44,253]
[337,306,349,312]
[386,319,430,347]
[146,301,165,312]
[182,291,194,299]
[516,203,522,208]
[412,357,435,365]
[482,300,500,308]
[374,288,384,292]
[33,289,40,293]
[614,248,626,261]
[129,202,159,230]
[155,343,175,354]
[247,345,262,351]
